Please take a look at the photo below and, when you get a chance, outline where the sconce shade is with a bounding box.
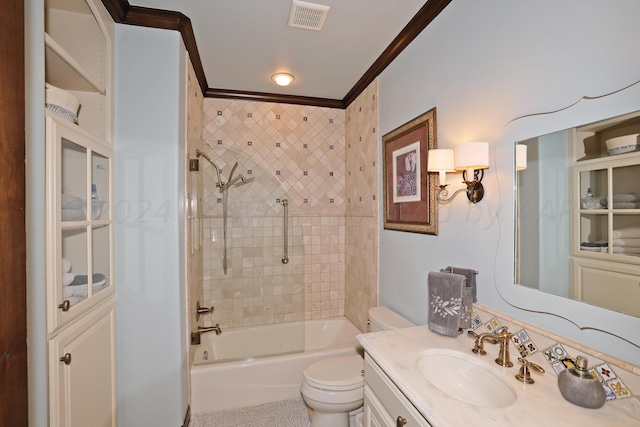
[427,149,455,172]
[454,141,489,170]
[516,144,527,170]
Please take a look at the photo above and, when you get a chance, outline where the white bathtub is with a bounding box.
[190,317,364,413]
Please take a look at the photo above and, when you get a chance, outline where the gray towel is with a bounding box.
[441,266,478,329]
[428,271,466,337]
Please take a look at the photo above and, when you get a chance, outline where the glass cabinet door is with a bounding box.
[47,115,114,332]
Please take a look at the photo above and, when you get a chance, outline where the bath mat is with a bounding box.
[190,397,311,427]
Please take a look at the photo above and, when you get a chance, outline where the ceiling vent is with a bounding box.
[288,0,330,31]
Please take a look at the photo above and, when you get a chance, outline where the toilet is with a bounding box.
[301,307,415,427]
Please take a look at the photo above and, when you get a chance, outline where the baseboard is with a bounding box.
[181,405,191,427]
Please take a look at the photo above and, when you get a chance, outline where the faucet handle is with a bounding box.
[467,330,498,355]
[196,301,214,321]
[516,357,545,384]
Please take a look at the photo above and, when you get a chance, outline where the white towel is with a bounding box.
[62,257,71,273]
[62,272,74,286]
[612,238,640,247]
[61,193,83,209]
[612,227,640,239]
[62,286,74,299]
[71,280,108,298]
[613,246,640,255]
[612,193,640,203]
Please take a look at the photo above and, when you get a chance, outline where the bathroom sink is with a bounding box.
[416,349,517,408]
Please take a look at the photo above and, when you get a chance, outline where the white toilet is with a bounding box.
[301,307,415,427]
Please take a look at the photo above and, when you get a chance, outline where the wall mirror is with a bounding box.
[515,110,640,319]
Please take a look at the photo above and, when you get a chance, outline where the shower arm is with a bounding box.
[195,149,223,187]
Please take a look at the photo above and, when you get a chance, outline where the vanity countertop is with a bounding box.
[357,326,640,427]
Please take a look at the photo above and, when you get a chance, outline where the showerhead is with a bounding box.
[234,175,256,187]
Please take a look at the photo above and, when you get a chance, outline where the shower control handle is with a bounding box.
[196,301,214,321]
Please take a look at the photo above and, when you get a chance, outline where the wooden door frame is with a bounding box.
[0,0,28,425]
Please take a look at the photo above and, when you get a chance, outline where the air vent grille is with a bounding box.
[288,0,330,31]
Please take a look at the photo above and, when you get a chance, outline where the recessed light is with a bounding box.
[271,73,295,86]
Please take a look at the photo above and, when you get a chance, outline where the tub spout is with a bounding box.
[191,324,222,345]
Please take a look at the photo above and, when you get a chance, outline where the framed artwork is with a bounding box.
[382,107,438,234]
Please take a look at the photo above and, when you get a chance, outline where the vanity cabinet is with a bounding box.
[45,0,116,425]
[570,113,640,315]
[364,354,431,427]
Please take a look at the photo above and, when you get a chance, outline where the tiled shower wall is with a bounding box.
[201,99,347,327]
[345,80,379,332]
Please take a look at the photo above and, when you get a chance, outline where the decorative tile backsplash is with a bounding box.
[472,305,638,411]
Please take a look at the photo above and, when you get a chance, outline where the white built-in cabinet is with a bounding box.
[364,354,431,427]
[570,112,640,317]
[44,0,116,425]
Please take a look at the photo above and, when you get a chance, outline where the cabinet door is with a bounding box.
[572,258,640,317]
[49,301,116,427]
[365,385,393,427]
[46,114,114,333]
[364,355,431,427]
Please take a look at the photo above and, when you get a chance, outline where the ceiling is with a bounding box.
[108,0,451,106]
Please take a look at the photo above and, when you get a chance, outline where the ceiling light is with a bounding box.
[271,73,295,86]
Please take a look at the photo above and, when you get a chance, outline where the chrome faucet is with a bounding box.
[191,324,222,345]
[468,326,513,367]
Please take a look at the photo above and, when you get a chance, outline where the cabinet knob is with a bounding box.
[396,416,407,426]
[58,300,70,311]
[60,353,72,365]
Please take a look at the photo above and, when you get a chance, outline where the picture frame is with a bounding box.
[382,107,438,234]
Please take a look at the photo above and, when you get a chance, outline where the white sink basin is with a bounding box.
[416,349,517,408]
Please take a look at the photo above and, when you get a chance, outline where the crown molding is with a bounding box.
[101,0,452,108]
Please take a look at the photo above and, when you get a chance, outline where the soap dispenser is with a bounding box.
[557,355,606,409]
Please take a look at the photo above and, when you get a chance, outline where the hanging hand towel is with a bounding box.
[428,271,466,337]
[441,266,478,329]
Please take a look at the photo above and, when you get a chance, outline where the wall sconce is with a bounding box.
[428,141,490,203]
[516,144,527,170]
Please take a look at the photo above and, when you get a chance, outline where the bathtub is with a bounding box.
[190,317,364,413]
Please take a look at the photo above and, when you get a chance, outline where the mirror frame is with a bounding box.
[494,81,640,366]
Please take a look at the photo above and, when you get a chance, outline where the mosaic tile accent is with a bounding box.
[470,308,482,330]
[484,317,503,333]
[511,329,539,358]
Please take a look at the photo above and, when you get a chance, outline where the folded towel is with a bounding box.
[69,273,106,287]
[612,227,640,239]
[62,257,71,273]
[613,246,640,255]
[612,193,640,203]
[70,280,108,298]
[62,272,74,286]
[62,286,74,299]
[61,193,83,210]
[442,266,477,303]
[612,238,640,247]
[62,208,85,221]
[428,271,466,337]
[613,202,640,209]
[441,266,477,329]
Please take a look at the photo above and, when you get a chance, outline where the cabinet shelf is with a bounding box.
[45,33,105,94]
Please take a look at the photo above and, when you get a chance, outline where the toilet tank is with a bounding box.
[368,307,415,332]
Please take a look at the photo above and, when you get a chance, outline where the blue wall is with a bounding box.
[378,0,640,364]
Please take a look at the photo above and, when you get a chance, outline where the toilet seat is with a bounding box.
[303,355,364,391]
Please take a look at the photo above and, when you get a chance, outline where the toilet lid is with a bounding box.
[303,356,364,391]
